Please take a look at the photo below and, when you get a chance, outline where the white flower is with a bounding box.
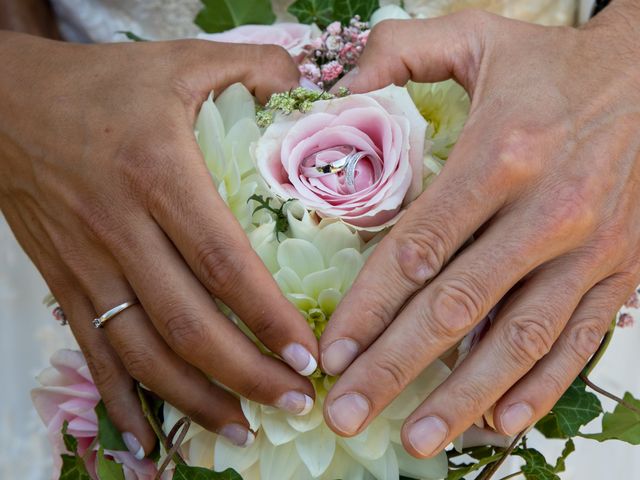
[370,5,411,26]
[195,83,264,229]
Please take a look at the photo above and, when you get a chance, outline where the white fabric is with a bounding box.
[6,0,640,479]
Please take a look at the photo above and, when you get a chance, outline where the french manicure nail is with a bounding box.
[500,402,534,436]
[276,391,314,416]
[281,343,317,376]
[322,338,359,376]
[122,432,145,460]
[407,416,448,457]
[218,423,255,448]
[327,393,370,435]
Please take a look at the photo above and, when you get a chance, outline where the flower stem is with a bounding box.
[476,431,526,480]
[579,374,640,416]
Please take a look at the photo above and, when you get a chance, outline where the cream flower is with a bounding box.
[195,83,264,229]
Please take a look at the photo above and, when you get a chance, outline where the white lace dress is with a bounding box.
[3,1,638,479]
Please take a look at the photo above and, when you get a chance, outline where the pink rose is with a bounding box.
[256,85,426,230]
[31,349,157,480]
[198,23,319,61]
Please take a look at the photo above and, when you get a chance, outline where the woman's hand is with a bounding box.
[0,32,318,456]
[319,3,640,457]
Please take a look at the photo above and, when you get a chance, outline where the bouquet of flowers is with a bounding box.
[32,1,640,479]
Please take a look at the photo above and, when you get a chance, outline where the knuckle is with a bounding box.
[427,279,484,339]
[120,347,155,381]
[84,349,123,391]
[238,371,269,401]
[538,183,596,239]
[448,379,486,415]
[362,302,395,333]
[394,227,450,286]
[504,315,557,365]
[163,307,208,356]
[565,321,604,363]
[196,239,246,296]
[369,351,413,392]
[538,370,569,400]
[490,128,544,185]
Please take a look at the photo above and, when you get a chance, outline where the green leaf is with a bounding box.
[331,0,380,23]
[62,421,79,455]
[97,448,125,480]
[287,0,334,27]
[513,447,560,480]
[553,439,575,474]
[536,377,602,438]
[95,401,128,451]
[173,465,243,479]
[582,392,640,444]
[195,0,276,33]
[446,453,503,480]
[60,455,91,480]
[117,31,148,41]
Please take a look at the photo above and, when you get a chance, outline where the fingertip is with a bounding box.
[281,343,318,376]
[320,338,359,376]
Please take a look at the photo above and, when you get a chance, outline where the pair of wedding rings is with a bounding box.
[300,145,371,187]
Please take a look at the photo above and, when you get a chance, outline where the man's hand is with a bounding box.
[319,2,640,458]
[0,33,317,456]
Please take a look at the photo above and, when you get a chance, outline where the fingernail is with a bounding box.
[218,424,255,448]
[327,393,370,435]
[122,432,145,460]
[500,402,534,436]
[322,338,359,376]
[407,416,449,457]
[276,391,314,416]
[299,77,322,91]
[281,343,317,376]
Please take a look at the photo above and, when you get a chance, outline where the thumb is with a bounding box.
[333,11,491,94]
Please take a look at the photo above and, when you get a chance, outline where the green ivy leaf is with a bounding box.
[553,439,575,474]
[97,448,125,480]
[173,465,243,479]
[331,0,380,23]
[60,455,91,480]
[117,31,148,41]
[62,421,79,455]
[446,453,503,480]
[513,447,560,480]
[195,0,276,33]
[287,0,334,27]
[582,392,640,444]
[536,378,602,438]
[95,401,128,451]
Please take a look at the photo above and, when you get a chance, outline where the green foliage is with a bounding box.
[248,194,292,239]
[287,0,334,27]
[536,378,602,438]
[195,0,276,33]
[97,448,125,480]
[582,392,640,444]
[173,465,243,479]
[59,422,91,480]
[95,401,128,451]
[60,455,91,480]
[117,31,148,41]
[513,447,560,480]
[446,453,503,480]
[288,0,379,27]
[553,439,575,474]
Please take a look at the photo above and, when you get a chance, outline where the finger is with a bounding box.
[144,141,318,376]
[179,41,301,104]
[94,215,316,413]
[323,202,593,437]
[320,124,541,375]
[492,273,635,436]
[63,291,157,458]
[399,254,603,458]
[94,294,256,446]
[332,11,493,94]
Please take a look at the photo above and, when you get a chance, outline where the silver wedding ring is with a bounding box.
[300,145,373,187]
[93,300,139,329]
